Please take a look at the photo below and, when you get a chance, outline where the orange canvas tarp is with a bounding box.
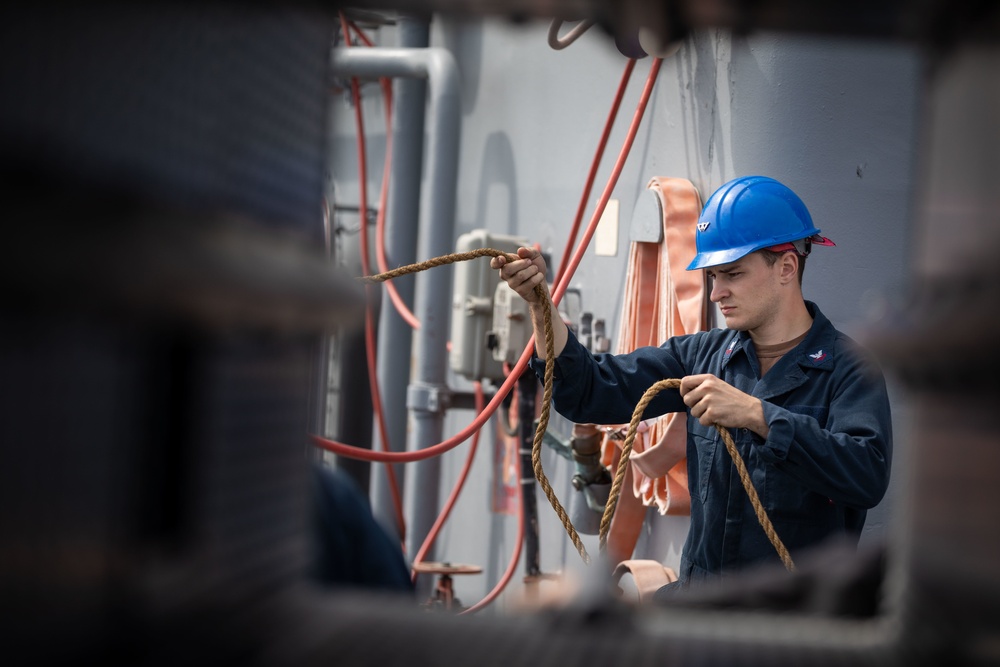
[600,177,707,566]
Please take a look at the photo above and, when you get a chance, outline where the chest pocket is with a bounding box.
[688,424,719,504]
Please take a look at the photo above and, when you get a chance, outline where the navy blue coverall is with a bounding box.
[530,302,892,583]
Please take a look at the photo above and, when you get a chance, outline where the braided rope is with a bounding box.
[360,250,792,571]
[599,379,795,572]
[358,248,516,284]
[361,249,591,563]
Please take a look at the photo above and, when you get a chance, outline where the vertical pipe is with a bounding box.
[370,14,429,541]
[517,370,542,583]
[333,329,373,493]
[328,47,462,571]
[330,221,373,491]
[401,49,461,568]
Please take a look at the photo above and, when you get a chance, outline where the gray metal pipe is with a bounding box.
[331,45,461,564]
[369,17,429,544]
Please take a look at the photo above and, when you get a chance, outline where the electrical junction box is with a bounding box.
[489,281,532,367]
[491,283,593,366]
[449,230,529,382]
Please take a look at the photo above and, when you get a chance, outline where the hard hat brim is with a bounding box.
[685,233,835,270]
[686,244,758,270]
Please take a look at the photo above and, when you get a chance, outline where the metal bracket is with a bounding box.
[534,420,573,461]
[629,186,664,243]
[406,382,451,414]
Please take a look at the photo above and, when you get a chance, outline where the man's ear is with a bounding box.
[778,252,799,284]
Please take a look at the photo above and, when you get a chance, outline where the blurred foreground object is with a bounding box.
[1,1,999,666]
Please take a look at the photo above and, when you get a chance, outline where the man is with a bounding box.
[491,175,892,585]
[309,463,414,595]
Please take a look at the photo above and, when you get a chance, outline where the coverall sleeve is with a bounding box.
[530,330,690,425]
[756,344,893,510]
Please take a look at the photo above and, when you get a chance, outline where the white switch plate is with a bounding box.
[595,198,619,257]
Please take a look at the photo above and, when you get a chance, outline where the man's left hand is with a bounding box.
[679,374,769,438]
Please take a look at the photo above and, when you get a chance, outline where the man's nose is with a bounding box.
[709,280,725,302]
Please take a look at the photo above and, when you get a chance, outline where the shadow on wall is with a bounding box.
[472,131,520,237]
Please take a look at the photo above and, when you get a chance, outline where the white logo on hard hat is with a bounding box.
[697,220,710,232]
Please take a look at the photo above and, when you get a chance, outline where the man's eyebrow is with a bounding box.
[715,263,744,274]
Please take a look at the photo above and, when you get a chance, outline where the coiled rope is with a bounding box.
[599,379,795,571]
[359,249,794,572]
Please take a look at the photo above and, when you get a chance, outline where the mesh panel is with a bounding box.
[0,4,332,232]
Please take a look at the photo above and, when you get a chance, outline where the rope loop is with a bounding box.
[599,379,795,572]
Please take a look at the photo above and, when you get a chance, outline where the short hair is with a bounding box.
[758,248,806,285]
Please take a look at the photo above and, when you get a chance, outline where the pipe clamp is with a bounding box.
[407,382,450,414]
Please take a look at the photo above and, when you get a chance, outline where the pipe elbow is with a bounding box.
[422,47,460,101]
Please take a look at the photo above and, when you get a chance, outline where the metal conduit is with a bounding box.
[330,45,461,567]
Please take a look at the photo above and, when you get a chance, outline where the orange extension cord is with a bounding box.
[338,13,406,539]
[313,56,662,464]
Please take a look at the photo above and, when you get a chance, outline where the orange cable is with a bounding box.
[347,20,422,330]
[554,58,636,285]
[460,417,525,615]
[410,381,486,580]
[339,12,406,538]
[552,57,663,306]
[314,58,663,467]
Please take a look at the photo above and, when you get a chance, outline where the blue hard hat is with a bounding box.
[686,176,834,270]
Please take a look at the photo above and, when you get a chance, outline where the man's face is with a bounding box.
[704,252,783,332]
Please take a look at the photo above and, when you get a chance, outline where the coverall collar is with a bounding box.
[720,301,837,378]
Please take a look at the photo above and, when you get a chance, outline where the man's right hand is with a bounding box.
[490,246,569,359]
[490,247,549,304]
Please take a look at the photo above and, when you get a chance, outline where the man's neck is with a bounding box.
[748,299,814,346]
